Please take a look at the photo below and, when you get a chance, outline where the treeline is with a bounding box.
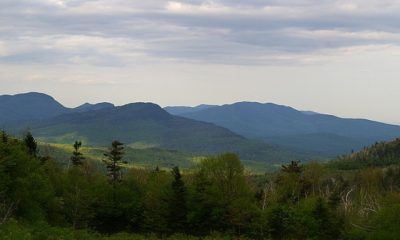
[1,131,400,239]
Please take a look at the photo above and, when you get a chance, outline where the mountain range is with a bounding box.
[2,92,399,163]
[0,92,116,123]
[165,102,400,157]
[0,92,306,163]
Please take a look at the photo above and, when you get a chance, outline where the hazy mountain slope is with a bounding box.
[25,103,310,163]
[0,92,116,125]
[175,102,400,157]
[74,102,115,112]
[0,92,69,124]
[263,133,366,156]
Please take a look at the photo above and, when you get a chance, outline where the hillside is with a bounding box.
[171,102,400,157]
[17,103,310,163]
[40,143,198,169]
[330,138,400,170]
[40,143,276,172]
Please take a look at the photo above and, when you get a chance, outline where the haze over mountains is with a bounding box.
[0,92,115,123]
[0,92,305,163]
[0,92,69,123]
[1,92,400,162]
[166,102,400,157]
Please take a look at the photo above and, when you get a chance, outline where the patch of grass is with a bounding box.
[38,143,276,173]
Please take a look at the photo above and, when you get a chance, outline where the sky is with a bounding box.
[0,0,400,124]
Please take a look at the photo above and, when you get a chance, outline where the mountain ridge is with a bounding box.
[167,102,400,157]
[0,93,309,163]
[0,92,116,125]
[3,92,399,161]
[28,103,308,163]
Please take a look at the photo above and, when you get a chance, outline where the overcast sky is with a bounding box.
[1,0,400,124]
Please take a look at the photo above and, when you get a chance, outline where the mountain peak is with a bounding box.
[4,92,58,101]
[0,92,68,123]
[120,102,164,111]
[74,102,115,112]
[116,102,171,120]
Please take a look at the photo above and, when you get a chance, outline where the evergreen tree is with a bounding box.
[24,131,37,157]
[169,166,187,233]
[267,205,295,240]
[71,141,85,166]
[312,197,342,239]
[103,140,126,183]
[1,130,8,143]
[281,160,302,174]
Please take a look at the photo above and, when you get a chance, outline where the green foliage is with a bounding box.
[70,141,84,166]
[265,205,296,239]
[62,167,96,229]
[2,133,400,239]
[40,143,278,173]
[366,193,400,240]
[281,160,302,173]
[0,137,54,222]
[103,141,126,183]
[24,132,37,157]
[1,130,8,143]
[141,169,172,234]
[168,167,187,233]
[39,143,199,170]
[330,138,400,170]
[187,153,257,234]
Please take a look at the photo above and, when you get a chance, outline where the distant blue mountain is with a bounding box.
[169,102,400,157]
[4,93,399,160]
[0,92,115,125]
[74,102,115,113]
[0,93,310,163]
[0,92,69,124]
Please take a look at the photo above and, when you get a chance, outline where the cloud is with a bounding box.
[0,41,9,57]
[165,1,232,14]
[1,0,400,65]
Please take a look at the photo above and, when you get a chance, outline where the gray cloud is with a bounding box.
[1,0,400,65]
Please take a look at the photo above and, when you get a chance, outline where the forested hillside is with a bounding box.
[1,131,400,239]
[330,138,400,170]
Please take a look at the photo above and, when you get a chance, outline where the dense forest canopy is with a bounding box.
[1,131,400,239]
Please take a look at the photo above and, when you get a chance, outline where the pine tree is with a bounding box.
[103,140,126,183]
[24,131,37,157]
[1,130,8,143]
[169,166,187,233]
[71,141,85,166]
[312,197,342,239]
[103,140,126,210]
[281,160,302,174]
